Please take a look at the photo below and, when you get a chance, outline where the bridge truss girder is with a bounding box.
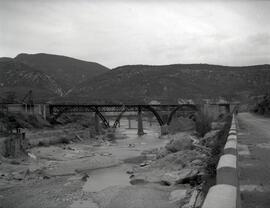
[49,104,199,128]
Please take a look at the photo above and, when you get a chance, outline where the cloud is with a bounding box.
[0,0,270,67]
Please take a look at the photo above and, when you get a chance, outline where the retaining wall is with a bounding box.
[202,114,241,208]
[0,133,28,157]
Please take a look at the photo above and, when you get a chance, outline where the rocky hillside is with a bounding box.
[0,53,109,102]
[15,53,109,94]
[2,53,270,104]
[0,58,63,101]
[69,64,270,104]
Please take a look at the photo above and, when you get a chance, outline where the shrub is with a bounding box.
[205,114,232,176]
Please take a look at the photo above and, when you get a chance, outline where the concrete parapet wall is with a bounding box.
[202,114,241,208]
[202,184,237,208]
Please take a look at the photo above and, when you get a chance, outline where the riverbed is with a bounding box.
[0,117,176,208]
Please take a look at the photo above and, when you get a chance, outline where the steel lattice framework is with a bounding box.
[49,104,199,127]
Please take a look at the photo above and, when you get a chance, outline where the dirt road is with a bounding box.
[237,112,270,208]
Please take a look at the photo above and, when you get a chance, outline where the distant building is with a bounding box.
[149,100,161,105]
[177,98,195,105]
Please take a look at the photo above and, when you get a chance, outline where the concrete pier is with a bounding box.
[160,124,169,135]
[137,107,144,136]
[94,112,100,135]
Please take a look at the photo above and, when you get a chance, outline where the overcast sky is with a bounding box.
[0,0,270,68]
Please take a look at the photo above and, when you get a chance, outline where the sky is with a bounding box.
[0,0,270,68]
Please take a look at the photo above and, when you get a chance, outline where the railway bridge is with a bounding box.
[49,104,199,135]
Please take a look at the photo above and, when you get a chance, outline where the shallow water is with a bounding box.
[83,163,132,192]
[82,118,167,193]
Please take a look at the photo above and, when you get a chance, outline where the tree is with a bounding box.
[2,91,17,103]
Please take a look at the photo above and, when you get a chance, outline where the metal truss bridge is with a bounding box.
[49,104,199,128]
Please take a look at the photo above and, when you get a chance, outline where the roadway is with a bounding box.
[237,112,270,208]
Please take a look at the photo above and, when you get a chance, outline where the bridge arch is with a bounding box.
[112,105,165,128]
[141,105,164,126]
[167,104,198,125]
[112,107,127,128]
[91,107,110,128]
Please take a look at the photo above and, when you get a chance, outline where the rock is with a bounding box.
[194,191,204,207]
[43,175,50,179]
[126,170,134,175]
[191,159,203,166]
[128,144,136,148]
[165,133,192,153]
[140,162,150,167]
[81,173,89,181]
[201,130,219,147]
[161,168,199,185]
[211,122,225,130]
[169,189,187,203]
[156,147,170,159]
[130,178,148,185]
[10,160,20,165]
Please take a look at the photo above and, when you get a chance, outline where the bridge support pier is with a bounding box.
[137,107,144,136]
[94,112,101,135]
[160,124,169,135]
[128,117,131,129]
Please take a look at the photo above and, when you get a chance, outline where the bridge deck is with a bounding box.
[49,104,198,113]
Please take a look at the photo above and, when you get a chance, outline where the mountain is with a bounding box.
[0,58,62,102]
[69,64,270,104]
[2,53,270,104]
[15,53,110,94]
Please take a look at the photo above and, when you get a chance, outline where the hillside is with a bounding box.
[0,53,109,102]
[15,53,110,93]
[68,64,270,104]
[0,58,62,101]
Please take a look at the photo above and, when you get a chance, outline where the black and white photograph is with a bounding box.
[0,0,270,208]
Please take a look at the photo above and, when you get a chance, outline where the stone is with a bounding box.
[10,160,20,165]
[43,175,50,179]
[81,173,89,181]
[161,168,199,185]
[169,189,187,203]
[126,170,134,175]
[140,162,150,167]
[128,144,136,148]
[191,159,203,166]
[201,130,220,147]
[211,122,225,130]
[130,178,148,185]
[165,133,192,153]
[156,147,170,159]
